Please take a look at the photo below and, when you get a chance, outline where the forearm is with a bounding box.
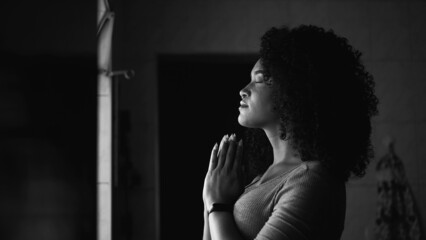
[203,210,212,240]
[209,212,244,240]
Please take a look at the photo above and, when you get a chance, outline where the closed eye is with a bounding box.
[254,74,267,83]
[250,69,272,84]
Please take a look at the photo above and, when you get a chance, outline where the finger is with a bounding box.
[208,142,219,172]
[217,135,230,169]
[224,134,237,171]
[217,134,228,157]
[233,139,243,173]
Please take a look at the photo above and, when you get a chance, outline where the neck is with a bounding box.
[263,126,301,165]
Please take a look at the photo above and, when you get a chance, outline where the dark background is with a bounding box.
[158,54,256,239]
[0,1,97,239]
[0,53,97,240]
[1,1,426,240]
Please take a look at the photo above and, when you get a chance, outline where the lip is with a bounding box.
[240,101,248,108]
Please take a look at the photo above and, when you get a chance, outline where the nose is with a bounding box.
[239,86,249,99]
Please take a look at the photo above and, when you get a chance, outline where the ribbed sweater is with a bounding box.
[234,161,346,240]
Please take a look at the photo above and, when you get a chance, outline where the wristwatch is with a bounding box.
[208,203,234,215]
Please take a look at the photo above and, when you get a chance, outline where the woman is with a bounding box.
[202,24,379,240]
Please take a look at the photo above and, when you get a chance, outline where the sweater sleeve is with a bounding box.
[254,163,335,240]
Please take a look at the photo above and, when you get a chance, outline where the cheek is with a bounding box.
[257,93,275,113]
[256,93,279,120]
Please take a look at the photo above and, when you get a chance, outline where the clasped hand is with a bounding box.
[202,133,244,212]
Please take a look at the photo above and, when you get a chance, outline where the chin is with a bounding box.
[238,115,253,128]
[237,115,246,127]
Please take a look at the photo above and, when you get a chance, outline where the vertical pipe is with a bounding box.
[97,0,114,239]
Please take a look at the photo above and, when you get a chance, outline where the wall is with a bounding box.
[114,1,426,240]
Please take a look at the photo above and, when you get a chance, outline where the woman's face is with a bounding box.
[238,59,279,129]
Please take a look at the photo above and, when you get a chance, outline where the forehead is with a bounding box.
[251,59,264,74]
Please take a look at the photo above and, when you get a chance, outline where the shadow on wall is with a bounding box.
[0,52,98,240]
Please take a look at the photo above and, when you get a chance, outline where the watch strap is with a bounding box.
[208,203,234,215]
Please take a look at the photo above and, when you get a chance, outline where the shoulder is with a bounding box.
[272,161,345,213]
[288,160,332,182]
[279,160,343,197]
[267,161,346,240]
[293,160,324,172]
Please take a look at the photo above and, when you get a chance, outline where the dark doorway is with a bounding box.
[158,54,257,240]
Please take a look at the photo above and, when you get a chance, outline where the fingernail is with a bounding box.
[213,143,218,149]
[219,136,226,151]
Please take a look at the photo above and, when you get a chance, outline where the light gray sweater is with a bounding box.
[234,161,346,240]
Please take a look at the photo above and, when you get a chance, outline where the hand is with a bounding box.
[203,133,244,211]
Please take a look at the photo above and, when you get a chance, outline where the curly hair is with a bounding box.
[241,24,379,183]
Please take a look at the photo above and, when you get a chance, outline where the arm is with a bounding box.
[203,209,211,240]
[209,212,244,240]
